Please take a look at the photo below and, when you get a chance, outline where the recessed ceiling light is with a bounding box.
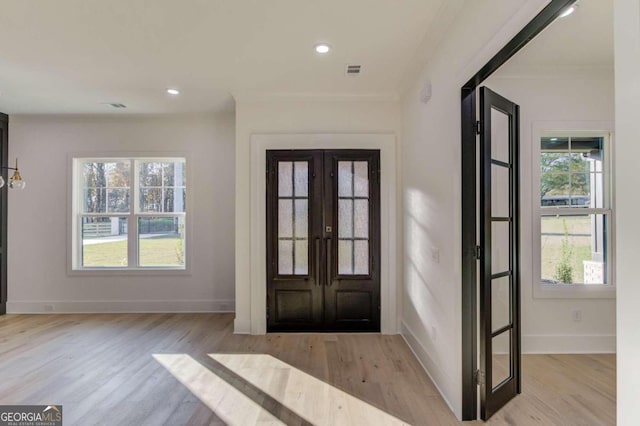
[314,44,331,54]
[559,3,578,18]
[166,88,180,95]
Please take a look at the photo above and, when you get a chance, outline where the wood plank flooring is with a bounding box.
[0,314,615,425]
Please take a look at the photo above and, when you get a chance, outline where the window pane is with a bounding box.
[82,161,130,213]
[140,188,163,212]
[163,188,186,213]
[83,188,106,213]
[139,162,163,186]
[138,216,185,267]
[541,137,606,209]
[107,188,130,213]
[541,173,570,208]
[138,160,187,213]
[82,216,128,267]
[540,152,570,173]
[541,214,606,284]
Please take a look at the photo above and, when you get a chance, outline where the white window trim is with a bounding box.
[67,152,192,276]
[532,122,615,299]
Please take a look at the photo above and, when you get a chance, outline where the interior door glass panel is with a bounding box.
[492,276,510,332]
[491,108,510,164]
[491,221,510,274]
[491,164,509,218]
[492,331,512,389]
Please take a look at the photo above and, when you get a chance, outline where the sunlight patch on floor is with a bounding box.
[210,353,408,426]
[153,354,285,425]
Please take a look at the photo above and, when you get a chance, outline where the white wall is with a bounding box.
[7,114,236,312]
[399,0,550,419]
[234,96,401,333]
[483,74,616,353]
[614,1,640,424]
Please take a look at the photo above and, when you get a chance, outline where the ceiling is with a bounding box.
[495,0,613,77]
[0,0,445,114]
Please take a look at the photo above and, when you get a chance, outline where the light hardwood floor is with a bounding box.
[0,314,615,425]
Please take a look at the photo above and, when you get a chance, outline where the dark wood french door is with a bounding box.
[266,149,380,332]
[479,87,521,419]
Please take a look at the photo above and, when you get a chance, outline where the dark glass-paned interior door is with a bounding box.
[0,114,7,315]
[479,87,521,420]
[266,150,380,332]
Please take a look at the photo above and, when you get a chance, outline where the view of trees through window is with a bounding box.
[76,158,186,269]
[539,136,609,285]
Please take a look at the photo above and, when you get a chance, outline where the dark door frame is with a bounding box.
[0,112,8,315]
[460,0,576,419]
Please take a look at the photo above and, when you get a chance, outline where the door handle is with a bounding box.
[326,237,332,286]
[315,237,320,286]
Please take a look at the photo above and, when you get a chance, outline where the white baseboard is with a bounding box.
[6,299,235,313]
[400,321,461,420]
[523,334,616,354]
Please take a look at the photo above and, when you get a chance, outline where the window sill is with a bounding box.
[68,267,191,277]
[533,282,616,299]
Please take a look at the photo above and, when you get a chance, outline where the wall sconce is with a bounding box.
[0,159,26,190]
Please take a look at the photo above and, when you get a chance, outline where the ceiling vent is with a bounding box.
[108,103,127,108]
[345,64,362,76]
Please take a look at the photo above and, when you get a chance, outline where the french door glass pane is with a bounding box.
[338,161,370,275]
[492,221,510,274]
[138,216,185,267]
[277,161,309,275]
[492,276,510,332]
[491,164,509,218]
[81,216,128,267]
[491,108,510,164]
[338,240,352,274]
[492,331,512,389]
